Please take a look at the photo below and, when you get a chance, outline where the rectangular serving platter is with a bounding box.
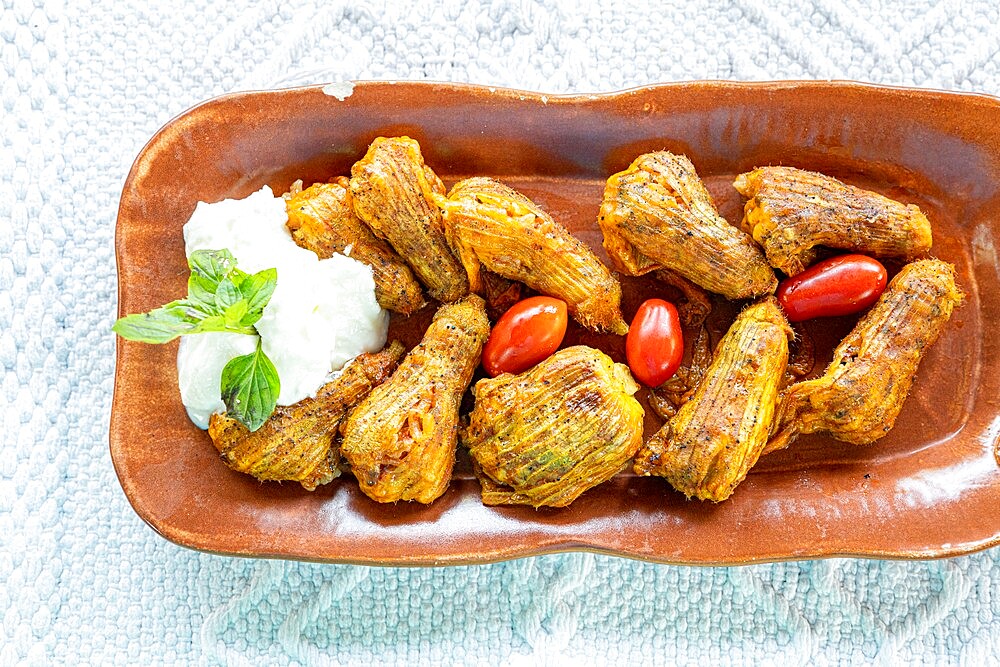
[111,81,1000,565]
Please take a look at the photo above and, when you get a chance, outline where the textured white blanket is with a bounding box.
[2,0,998,664]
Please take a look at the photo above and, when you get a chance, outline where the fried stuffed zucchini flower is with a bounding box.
[463,345,644,508]
[734,166,933,276]
[436,176,628,334]
[634,298,792,502]
[598,151,777,300]
[340,295,490,503]
[284,178,426,315]
[767,259,963,451]
[208,342,405,490]
[350,136,469,303]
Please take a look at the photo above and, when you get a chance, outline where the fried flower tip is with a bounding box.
[437,176,628,334]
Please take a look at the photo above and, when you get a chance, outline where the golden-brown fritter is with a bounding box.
[767,259,963,451]
[284,178,426,315]
[734,166,934,276]
[207,342,405,490]
[598,151,777,300]
[463,346,644,508]
[349,136,469,303]
[340,295,490,503]
[634,298,792,502]
[436,177,628,334]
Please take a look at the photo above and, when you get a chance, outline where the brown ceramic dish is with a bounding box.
[112,81,1000,565]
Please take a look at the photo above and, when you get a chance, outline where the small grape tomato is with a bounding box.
[777,254,888,322]
[482,296,568,377]
[626,299,684,388]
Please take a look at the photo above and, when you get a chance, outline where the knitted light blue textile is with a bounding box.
[2,1,998,664]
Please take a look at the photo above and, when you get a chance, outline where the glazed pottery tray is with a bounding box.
[111,81,1000,565]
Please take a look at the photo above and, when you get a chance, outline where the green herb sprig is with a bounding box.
[114,249,280,431]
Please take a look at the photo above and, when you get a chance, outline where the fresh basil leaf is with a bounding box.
[239,311,263,329]
[214,276,241,312]
[224,300,249,328]
[174,300,212,320]
[189,248,237,285]
[113,248,275,346]
[188,249,238,310]
[112,303,198,343]
[184,314,254,335]
[220,340,280,432]
[239,267,277,325]
[228,266,250,288]
[187,275,217,312]
[187,266,219,294]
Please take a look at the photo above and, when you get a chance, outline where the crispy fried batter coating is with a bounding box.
[207,342,405,490]
[340,295,490,503]
[349,137,469,302]
[598,151,776,300]
[463,346,644,508]
[767,259,963,451]
[436,177,628,334]
[634,298,792,501]
[284,178,426,315]
[734,166,934,276]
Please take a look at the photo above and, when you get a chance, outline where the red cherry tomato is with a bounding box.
[626,299,684,388]
[482,296,568,377]
[777,254,888,322]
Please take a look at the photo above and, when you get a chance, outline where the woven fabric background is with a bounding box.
[2,0,999,664]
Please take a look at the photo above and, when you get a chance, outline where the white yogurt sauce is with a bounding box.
[177,332,259,428]
[177,185,388,429]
